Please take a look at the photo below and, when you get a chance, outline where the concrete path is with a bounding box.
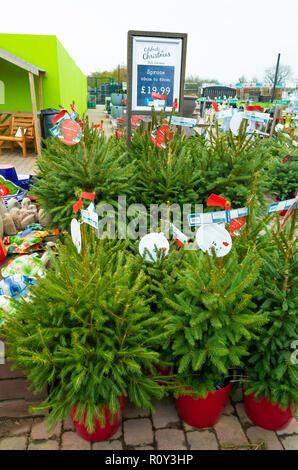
[0,387,297,450]
[85,105,114,139]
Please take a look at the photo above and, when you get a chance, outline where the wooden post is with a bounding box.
[269,105,281,139]
[202,97,207,118]
[28,71,41,156]
[38,73,43,110]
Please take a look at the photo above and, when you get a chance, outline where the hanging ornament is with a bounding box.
[71,219,82,254]
[139,233,169,262]
[196,224,232,257]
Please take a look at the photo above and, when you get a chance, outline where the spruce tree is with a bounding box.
[161,246,268,397]
[189,122,271,209]
[30,121,133,231]
[130,237,186,367]
[244,213,298,412]
[1,226,167,432]
[130,124,201,209]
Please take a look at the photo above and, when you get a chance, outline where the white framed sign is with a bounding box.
[131,35,183,112]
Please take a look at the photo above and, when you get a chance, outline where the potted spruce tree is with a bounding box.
[162,245,267,428]
[30,119,132,231]
[1,227,166,442]
[243,212,298,430]
[131,236,186,377]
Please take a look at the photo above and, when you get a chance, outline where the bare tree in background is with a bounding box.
[90,65,127,82]
[185,75,218,87]
[238,75,247,83]
[264,64,292,84]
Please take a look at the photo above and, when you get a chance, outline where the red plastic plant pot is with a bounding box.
[70,395,126,442]
[176,382,232,428]
[153,364,174,385]
[244,392,292,431]
[154,364,173,376]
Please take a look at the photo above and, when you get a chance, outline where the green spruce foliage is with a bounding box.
[188,123,271,209]
[161,246,267,397]
[130,119,271,213]
[130,237,186,366]
[30,121,133,231]
[244,213,298,412]
[130,122,200,209]
[1,227,166,432]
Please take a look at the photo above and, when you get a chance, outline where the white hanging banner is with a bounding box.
[188,207,249,227]
[267,197,298,214]
[165,116,197,127]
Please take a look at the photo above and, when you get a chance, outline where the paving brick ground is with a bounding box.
[0,388,297,450]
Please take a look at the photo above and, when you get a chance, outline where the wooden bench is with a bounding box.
[0,113,37,157]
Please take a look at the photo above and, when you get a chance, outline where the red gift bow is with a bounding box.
[207,193,231,210]
[81,192,95,201]
[73,192,95,213]
[73,198,82,213]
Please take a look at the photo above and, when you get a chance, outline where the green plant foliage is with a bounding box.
[188,122,272,209]
[244,214,298,413]
[1,226,167,432]
[129,123,200,209]
[129,237,186,365]
[130,119,271,213]
[160,245,268,398]
[261,134,298,199]
[30,119,133,231]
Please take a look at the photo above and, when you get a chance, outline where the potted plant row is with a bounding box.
[160,244,267,428]
[243,213,297,430]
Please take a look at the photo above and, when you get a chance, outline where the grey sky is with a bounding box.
[2,0,298,83]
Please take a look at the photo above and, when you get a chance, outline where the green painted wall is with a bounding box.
[57,39,87,115]
[0,34,87,115]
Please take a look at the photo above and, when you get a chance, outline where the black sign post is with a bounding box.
[271,53,281,103]
[126,30,187,147]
